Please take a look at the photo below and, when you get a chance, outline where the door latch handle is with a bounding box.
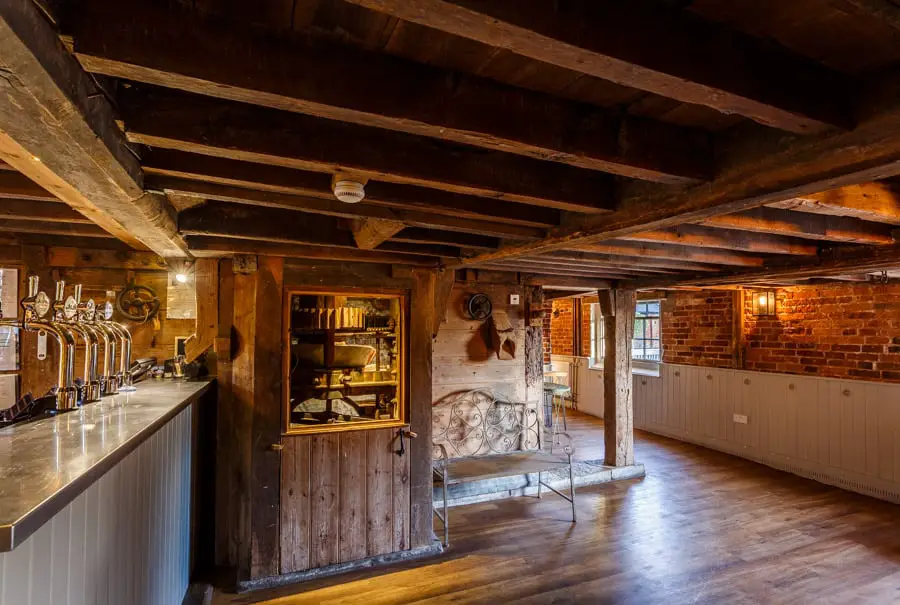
[396,429,418,456]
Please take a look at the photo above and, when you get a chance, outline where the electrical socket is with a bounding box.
[733,414,749,425]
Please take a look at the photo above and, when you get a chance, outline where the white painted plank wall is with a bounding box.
[0,405,193,605]
[633,364,900,504]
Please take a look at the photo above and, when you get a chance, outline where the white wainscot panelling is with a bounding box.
[633,364,900,504]
[0,406,193,605]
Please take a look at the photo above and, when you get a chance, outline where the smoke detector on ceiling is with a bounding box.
[333,179,366,204]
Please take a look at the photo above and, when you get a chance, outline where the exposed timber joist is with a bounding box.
[458,79,900,266]
[391,228,499,250]
[344,0,853,133]
[150,176,546,240]
[0,0,187,257]
[120,86,616,213]
[0,172,57,201]
[177,202,461,258]
[629,241,900,289]
[622,224,818,255]
[523,275,612,290]
[569,241,768,267]
[0,219,112,238]
[541,250,725,272]
[768,182,900,225]
[508,258,672,275]
[473,264,641,280]
[185,236,440,267]
[0,199,93,223]
[142,150,561,228]
[839,0,900,32]
[72,0,711,184]
[700,207,895,244]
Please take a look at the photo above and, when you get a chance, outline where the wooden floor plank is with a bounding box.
[217,412,900,604]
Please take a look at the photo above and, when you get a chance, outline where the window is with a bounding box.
[589,299,661,366]
[633,300,661,362]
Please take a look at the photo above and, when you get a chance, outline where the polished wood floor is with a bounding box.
[216,412,900,604]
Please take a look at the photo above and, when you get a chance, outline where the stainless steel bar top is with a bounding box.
[0,379,212,552]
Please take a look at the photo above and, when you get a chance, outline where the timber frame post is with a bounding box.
[599,288,636,467]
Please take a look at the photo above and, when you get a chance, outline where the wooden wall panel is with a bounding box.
[0,406,194,605]
[279,427,411,575]
[633,364,900,505]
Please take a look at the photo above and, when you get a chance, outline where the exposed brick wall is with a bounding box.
[549,298,574,357]
[661,291,736,368]
[743,283,900,382]
[581,295,597,357]
[542,300,553,364]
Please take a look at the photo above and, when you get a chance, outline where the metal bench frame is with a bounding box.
[432,389,576,547]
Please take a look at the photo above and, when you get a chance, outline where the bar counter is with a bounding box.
[0,379,211,552]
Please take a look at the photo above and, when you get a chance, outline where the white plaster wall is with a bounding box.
[0,405,193,605]
[634,364,900,504]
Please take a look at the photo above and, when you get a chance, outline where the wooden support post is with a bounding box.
[732,289,746,370]
[599,288,635,467]
[409,269,435,548]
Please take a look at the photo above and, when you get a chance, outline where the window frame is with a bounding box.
[589,298,662,369]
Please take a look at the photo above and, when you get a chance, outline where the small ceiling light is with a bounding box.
[333,179,366,204]
[751,290,776,316]
[175,273,188,284]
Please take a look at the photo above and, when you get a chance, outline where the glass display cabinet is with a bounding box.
[283,289,406,434]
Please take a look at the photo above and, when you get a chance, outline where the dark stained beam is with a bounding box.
[0,199,94,223]
[72,0,711,184]
[345,0,853,133]
[0,0,187,256]
[150,176,546,240]
[623,224,818,255]
[700,207,895,244]
[629,241,900,289]
[391,228,498,250]
[839,0,900,32]
[523,275,611,290]
[142,150,561,228]
[0,219,112,238]
[120,86,616,213]
[571,241,768,266]
[178,201,460,258]
[185,236,440,267]
[473,264,642,280]
[457,82,900,266]
[542,250,725,272]
[506,257,672,275]
[7,233,135,251]
[768,181,900,225]
[0,172,57,201]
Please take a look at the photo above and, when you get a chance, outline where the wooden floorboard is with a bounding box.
[215,411,900,604]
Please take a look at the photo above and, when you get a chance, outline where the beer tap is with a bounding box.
[97,298,133,390]
[66,284,102,404]
[20,276,78,410]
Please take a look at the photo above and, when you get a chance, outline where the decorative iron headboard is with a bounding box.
[432,389,541,461]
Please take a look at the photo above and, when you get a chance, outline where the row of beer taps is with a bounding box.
[0,276,132,412]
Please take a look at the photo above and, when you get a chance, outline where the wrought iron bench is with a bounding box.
[432,389,576,546]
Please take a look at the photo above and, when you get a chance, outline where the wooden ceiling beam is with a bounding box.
[700,207,895,244]
[177,201,459,259]
[344,0,852,133]
[513,257,672,274]
[391,228,498,251]
[72,0,711,184]
[0,219,112,238]
[185,236,440,267]
[523,275,612,290]
[150,176,546,240]
[570,241,767,267]
[542,250,724,272]
[457,79,900,266]
[472,264,642,280]
[0,199,94,223]
[629,241,900,289]
[142,150,561,228]
[622,224,818,255]
[120,86,616,213]
[0,171,57,201]
[768,181,900,225]
[0,0,187,257]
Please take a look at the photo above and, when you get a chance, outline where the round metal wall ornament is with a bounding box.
[63,296,78,320]
[466,293,493,321]
[34,291,51,318]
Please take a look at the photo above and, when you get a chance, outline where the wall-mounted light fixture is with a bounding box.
[751,290,776,316]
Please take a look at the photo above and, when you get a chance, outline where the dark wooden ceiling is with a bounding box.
[4,0,900,290]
